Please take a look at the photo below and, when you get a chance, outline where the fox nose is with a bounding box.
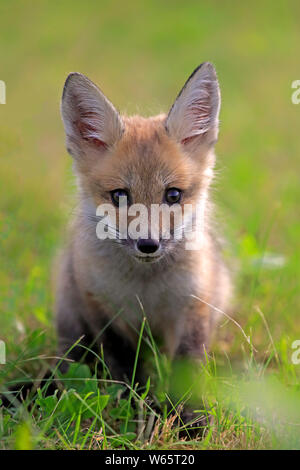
[136,238,160,254]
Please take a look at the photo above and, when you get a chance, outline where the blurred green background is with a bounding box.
[0,0,299,372]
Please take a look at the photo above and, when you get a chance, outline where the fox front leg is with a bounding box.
[170,304,213,436]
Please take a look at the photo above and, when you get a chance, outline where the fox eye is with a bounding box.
[164,188,182,204]
[111,189,130,207]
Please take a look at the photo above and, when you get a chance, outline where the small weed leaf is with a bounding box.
[58,363,97,394]
[37,387,110,421]
[109,398,134,420]
[36,388,59,416]
[106,384,126,399]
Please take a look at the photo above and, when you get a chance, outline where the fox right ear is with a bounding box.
[61,73,124,158]
[165,63,220,150]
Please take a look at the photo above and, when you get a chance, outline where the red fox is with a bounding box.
[56,63,231,399]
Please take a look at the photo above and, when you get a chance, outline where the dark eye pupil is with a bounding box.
[111,189,129,206]
[166,188,181,204]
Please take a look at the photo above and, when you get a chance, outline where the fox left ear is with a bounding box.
[165,62,220,149]
[61,72,124,159]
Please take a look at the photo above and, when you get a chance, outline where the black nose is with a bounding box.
[136,238,160,254]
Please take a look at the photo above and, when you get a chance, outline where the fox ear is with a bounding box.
[61,73,124,158]
[165,62,220,149]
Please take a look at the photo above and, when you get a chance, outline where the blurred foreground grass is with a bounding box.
[0,0,300,449]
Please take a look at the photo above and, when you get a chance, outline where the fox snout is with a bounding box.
[136,238,160,255]
[132,237,162,264]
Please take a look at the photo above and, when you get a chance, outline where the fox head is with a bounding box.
[61,63,220,264]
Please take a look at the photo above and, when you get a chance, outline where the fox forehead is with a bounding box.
[87,115,203,203]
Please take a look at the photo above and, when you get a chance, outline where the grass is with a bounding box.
[0,0,300,449]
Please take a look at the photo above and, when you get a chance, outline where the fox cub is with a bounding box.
[56,63,231,385]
